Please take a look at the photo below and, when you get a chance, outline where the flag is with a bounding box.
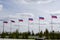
[11,20,15,23]
[52,16,57,19]
[39,17,44,20]
[19,19,23,22]
[29,18,33,21]
[3,21,8,23]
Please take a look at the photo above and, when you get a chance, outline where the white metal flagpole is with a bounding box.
[9,19,12,34]
[39,19,40,33]
[2,21,4,39]
[51,15,53,32]
[27,18,29,38]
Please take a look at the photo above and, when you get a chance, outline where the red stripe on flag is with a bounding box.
[19,19,23,22]
[3,21,8,23]
[39,17,44,20]
[11,20,15,23]
[52,16,57,19]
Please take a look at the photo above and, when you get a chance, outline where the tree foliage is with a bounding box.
[1,29,60,39]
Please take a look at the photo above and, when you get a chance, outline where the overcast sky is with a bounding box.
[0,0,60,33]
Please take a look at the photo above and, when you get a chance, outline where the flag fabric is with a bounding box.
[52,16,57,19]
[11,20,15,23]
[29,18,33,21]
[39,17,44,20]
[3,21,8,23]
[19,19,23,22]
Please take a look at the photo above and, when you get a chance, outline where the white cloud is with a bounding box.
[16,13,34,18]
[25,0,54,4]
[45,10,60,15]
[50,10,60,13]
[14,0,28,4]
[7,13,34,20]
[0,4,3,11]
[13,0,54,4]
[37,0,54,4]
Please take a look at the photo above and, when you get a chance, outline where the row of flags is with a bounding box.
[3,15,57,23]
[3,20,15,23]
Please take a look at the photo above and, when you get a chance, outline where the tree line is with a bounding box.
[0,29,60,39]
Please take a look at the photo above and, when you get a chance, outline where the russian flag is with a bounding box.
[19,19,23,22]
[11,20,15,23]
[29,18,33,21]
[3,21,8,23]
[39,17,44,20]
[52,16,57,19]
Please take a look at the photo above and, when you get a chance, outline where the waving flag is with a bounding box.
[52,16,57,19]
[3,21,8,23]
[11,20,15,23]
[19,19,23,22]
[29,18,33,21]
[39,17,44,20]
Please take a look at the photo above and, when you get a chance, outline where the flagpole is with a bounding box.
[10,20,15,33]
[3,22,4,33]
[51,16,52,32]
[18,20,20,33]
[18,19,23,33]
[39,17,44,33]
[28,19,29,33]
[39,19,40,33]
[51,15,54,39]
[10,20,13,34]
[28,18,33,33]
[3,21,4,39]
[51,15,53,32]
[10,21,12,34]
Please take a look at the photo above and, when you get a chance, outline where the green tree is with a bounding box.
[44,29,49,39]
[39,31,43,37]
[1,32,7,38]
[28,31,31,36]
[32,31,34,36]
[22,32,28,39]
[15,30,19,38]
